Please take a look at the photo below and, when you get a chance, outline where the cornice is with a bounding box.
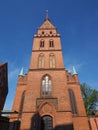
[29,68,65,71]
[34,34,60,38]
[32,49,62,52]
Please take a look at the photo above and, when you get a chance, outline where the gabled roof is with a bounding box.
[39,19,56,30]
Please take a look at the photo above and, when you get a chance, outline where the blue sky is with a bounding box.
[0,0,98,110]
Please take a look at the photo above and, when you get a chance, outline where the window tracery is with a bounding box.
[42,75,52,96]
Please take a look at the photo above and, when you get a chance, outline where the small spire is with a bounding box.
[72,66,77,75]
[46,10,49,20]
[19,67,24,76]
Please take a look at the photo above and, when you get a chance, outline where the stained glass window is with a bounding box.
[42,75,52,96]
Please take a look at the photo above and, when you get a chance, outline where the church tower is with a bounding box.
[11,14,90,130]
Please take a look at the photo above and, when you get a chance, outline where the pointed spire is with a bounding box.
[39,11,56,29]
[46,10,49,20]
[72,66,77,75]
[19,67,24,76]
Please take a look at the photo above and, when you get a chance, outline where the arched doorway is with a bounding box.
[41,115,53,130]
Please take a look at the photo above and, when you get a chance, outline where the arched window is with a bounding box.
[49,40,54,47]
[69,89,77,114]
[42,75,52,96]
[38,54,44,68]
[49,54,55,68]
[40,40,44,47]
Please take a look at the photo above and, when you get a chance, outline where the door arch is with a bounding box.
[41,115,53,130]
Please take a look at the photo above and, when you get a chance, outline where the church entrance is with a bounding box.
[41,115,53,130]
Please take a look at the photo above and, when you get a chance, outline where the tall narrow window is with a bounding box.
[49,40,54,47]
[42,75,52,96]
[19,91,25,117]
[38,54,44,68]
[40,40,44,47]
[69,89,77,114]
[50,54,55,68]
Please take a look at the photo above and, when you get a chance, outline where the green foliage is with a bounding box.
[80,83,98,115]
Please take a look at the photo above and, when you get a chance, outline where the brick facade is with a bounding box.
[11,17,90,130]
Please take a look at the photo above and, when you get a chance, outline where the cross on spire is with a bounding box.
[46,10,49,20]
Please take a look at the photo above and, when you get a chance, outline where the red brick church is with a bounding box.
[10,14,90,130]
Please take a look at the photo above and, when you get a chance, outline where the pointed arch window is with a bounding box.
[38,54,44,68]
[40,40,44,47]
[49,54,55,68]
[42,75,52,96]
[69,89,77,114]
[49,40,54,47]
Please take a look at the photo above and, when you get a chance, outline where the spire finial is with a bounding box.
[72,66,78,75]
[46,10,49,20]
[19,67,24,76]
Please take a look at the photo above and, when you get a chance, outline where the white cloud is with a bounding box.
[66,63,84,73]
[8,68,20,81]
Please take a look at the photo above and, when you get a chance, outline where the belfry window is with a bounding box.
[49,54,55,68]
[42,31,44,34]
[42,75,52,96]
[40,40,44,47]
[38,54,44,68]
[49,40,54,47]
[50,31,52,34]
[69,89,77,114]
